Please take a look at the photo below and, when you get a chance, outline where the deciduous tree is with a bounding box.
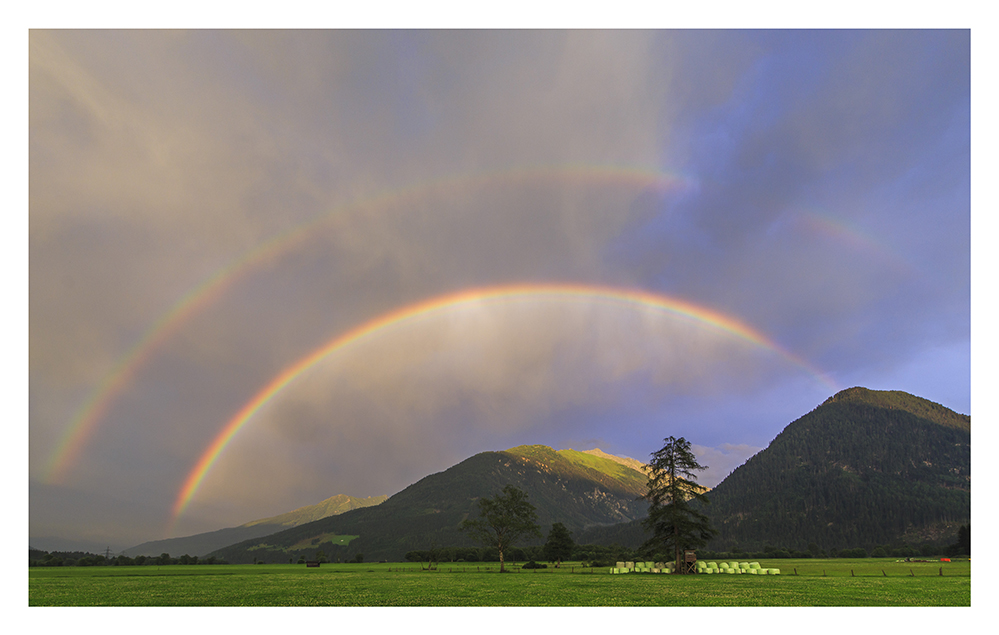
[460,485,541,572]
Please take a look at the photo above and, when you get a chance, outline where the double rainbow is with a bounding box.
[170,282,835,524]
[43,163,692,485]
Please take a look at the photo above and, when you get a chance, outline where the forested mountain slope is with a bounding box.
[703,387,970,552]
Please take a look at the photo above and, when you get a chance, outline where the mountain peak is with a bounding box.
[822,387,969,431]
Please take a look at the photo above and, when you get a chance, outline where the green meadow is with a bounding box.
[29,558,969,606]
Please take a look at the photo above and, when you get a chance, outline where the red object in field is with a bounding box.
[940,558,951,562]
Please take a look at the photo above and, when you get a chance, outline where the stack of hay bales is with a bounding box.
[694,562,780,576]
[609,559,780,576]
[609,560,675,574]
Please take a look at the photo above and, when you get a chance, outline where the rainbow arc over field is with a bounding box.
[169,282,836,529]
[43,163,694,485]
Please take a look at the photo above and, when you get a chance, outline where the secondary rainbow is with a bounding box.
[44,163,692,484]
[170,282,835,524]
[796,209,913,275]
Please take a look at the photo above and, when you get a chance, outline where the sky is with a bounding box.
[27,28,974,552]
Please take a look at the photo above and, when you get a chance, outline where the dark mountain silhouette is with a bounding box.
[578,387,970,552]
[703,387,969,552]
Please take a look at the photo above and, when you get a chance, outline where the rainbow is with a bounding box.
[43,163,693,484]
[170,282,835,524]
[793,210,913,275]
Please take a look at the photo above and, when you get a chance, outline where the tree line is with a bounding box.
[29,549,228,567]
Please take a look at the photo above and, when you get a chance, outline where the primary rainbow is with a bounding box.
[43,163,692,484]
[170,282,835,524]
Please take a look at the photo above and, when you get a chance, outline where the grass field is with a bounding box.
[28,558,970,607]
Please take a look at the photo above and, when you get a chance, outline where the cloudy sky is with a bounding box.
[28,29,972,551]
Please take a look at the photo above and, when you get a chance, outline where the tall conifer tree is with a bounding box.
[642,436,716,573]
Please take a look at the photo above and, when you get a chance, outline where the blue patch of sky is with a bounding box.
[606,33,839,296]
[839,340,971,415]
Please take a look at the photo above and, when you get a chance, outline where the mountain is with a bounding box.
[121,494,387,557]
[581,447,647,474]
[207,445,649,563]
[703,387,970,552]
[28,536,121,555]
[209,387,968,562]
[576,387,971,552]
[241,494,389,528]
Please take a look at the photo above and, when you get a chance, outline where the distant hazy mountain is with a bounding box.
[579,387,970,553]
[208,445,649,564]
[29,536,121,555]
[241,494,389,528]
[121,494,387,557]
